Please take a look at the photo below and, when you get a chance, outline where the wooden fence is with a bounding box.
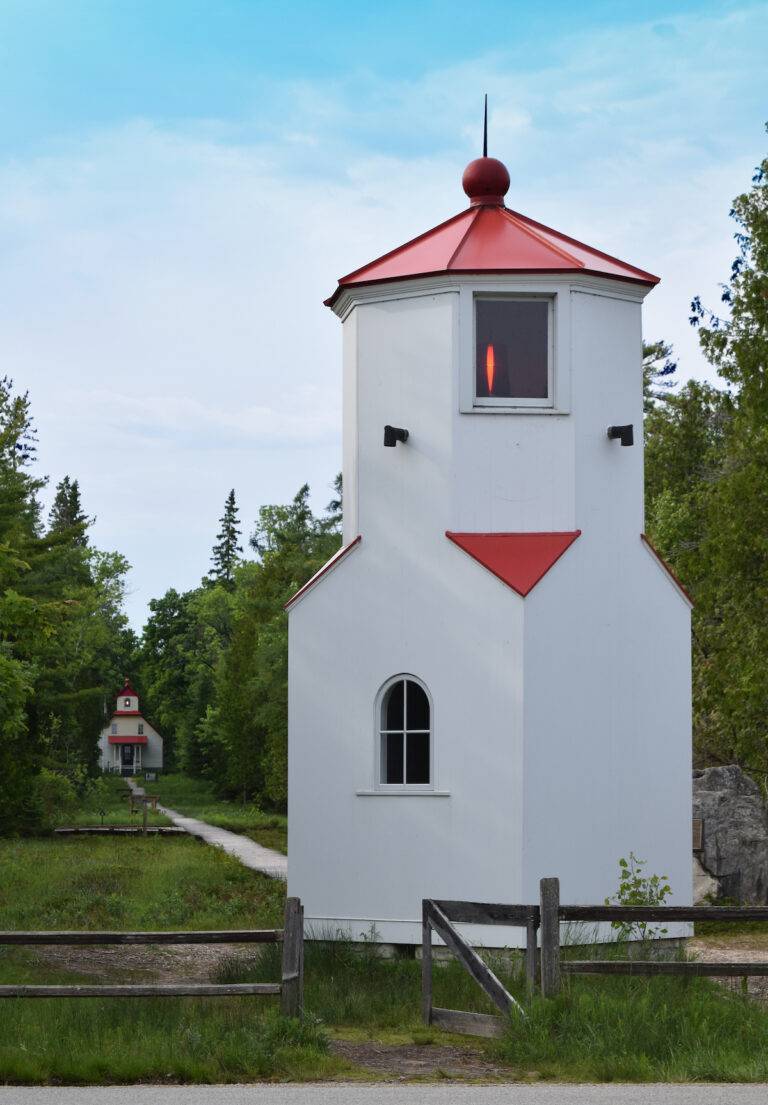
[423,879,768,1037]
[0,896,304,1016]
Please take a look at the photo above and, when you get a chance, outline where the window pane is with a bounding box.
[406,681,430,731]
[475,299,548,399]
[384,680,405,730]
[406,732,430,784]
[383,732,404,784]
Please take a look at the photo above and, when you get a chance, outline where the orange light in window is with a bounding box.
[485,343,495,395]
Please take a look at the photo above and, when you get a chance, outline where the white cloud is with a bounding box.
[0,4,763,626]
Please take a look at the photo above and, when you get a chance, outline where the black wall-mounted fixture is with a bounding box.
[384,425,409,447]
[607,424,634,447]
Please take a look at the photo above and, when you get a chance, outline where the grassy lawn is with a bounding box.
[0,835,284,930]
[68,774,170,829]
[153,774,287,854]
[0,834,342,1084]
[4,833,768,1084]
[219,937,768,1083]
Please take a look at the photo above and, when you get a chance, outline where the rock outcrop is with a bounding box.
[693,765,768,904]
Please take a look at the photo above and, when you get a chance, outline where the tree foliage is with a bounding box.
[645,134,768,771]
[137,481,340,808]
[0,379,134,833]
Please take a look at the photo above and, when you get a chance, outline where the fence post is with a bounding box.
[540,877,561,998]
[142,798,148,836]
[280,897,303,1018]
[525,910,538,997]
[421,900,433,1025]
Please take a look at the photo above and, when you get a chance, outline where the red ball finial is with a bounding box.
[462,157,510,207]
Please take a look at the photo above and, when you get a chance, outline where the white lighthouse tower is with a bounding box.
[287,144,692,945]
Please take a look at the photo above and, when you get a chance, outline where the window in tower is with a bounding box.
[124,697,131,708]
[474,296,552,407]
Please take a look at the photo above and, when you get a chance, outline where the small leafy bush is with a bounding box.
[604,852,672,940]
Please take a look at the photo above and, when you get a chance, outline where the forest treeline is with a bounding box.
[0,140,766,830]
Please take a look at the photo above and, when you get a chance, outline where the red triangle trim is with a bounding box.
[446,531,581,597]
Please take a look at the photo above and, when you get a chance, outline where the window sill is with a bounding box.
[355,789,451,797]
[460,406,568,416]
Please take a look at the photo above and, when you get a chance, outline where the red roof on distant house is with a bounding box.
[325,156,658,308]
[446,531,581,597]
[108,736,148,745]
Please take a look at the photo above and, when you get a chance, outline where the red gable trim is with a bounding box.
[113,710,143,717]
[108,736,148,745]
[284,536,362,611]
[446,531,581,597]
[640,534,694,607]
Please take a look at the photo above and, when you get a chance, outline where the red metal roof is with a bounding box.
[641,534,694,606]
[446,531,581,597]
[108,736,148,745]
[325,157,658,308]
[285,536,362,610]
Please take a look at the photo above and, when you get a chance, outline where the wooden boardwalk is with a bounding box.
[127,781,287,881]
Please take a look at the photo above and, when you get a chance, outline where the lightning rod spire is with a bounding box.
[483,93,488,157]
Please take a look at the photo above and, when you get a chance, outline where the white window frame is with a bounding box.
[375,674,434,793]
[471,292,554,409]
[110,723,117,735]
[458,282,570,415]
[138,723,144,735]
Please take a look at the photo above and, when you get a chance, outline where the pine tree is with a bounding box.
[209,489,242,590]
[48,476,89,545]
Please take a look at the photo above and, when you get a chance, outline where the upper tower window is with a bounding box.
[474,296,552,407]
[124,697,131,708]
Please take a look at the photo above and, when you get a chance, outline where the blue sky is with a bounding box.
[0,1,765,627]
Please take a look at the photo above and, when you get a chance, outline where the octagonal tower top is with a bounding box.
[325,141,659,312]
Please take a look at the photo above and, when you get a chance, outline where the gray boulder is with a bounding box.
[693,765,768,904]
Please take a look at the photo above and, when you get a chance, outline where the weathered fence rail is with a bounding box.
[423,879,768,1035]
[0,896,304,1016]
[422,898,530,1038]
[54,827,186,836]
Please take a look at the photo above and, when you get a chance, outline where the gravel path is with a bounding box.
[690,934,768,1001]
[127,781,287,880]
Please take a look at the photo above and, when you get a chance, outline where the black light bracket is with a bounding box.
[384,425,409,448]
[607,424,634,447]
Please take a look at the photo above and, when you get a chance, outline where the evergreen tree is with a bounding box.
[48,476,89,545]
[642,340,677,413]
[0,377,133,833]
[209,489,242,590]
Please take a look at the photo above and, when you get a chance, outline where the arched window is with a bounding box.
[378,676,431,786]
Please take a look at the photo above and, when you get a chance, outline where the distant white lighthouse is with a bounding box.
[286,144,692,945]
[98,679,163,776]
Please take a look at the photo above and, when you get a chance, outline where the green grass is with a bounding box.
[0,835,337,1084]
[154,774,287,854]
[215,937,524,1032]
[68,775,170,829]
[493,975,768,1082]
[0,835,285,930]
[5,833,768,1084]
[0,984,340,1084]
[217,936,768,1082]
